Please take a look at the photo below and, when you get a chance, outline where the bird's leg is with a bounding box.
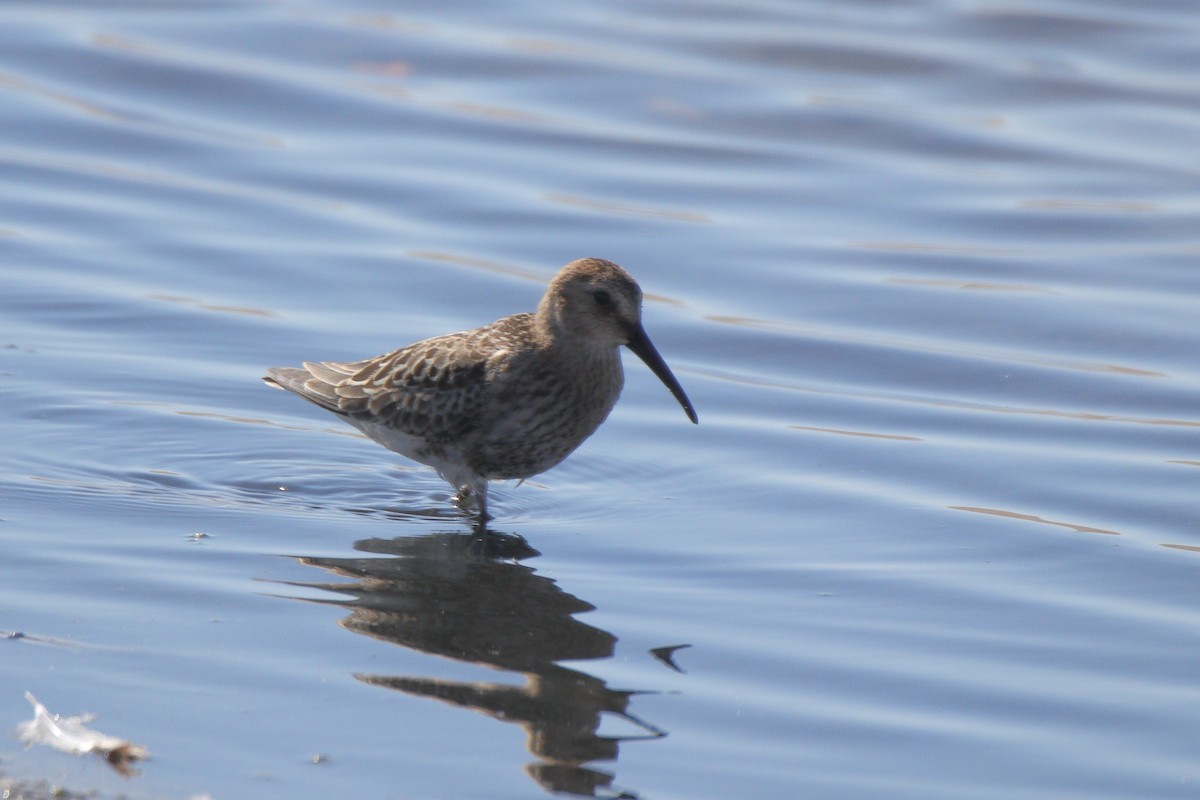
[454,481,492,533]
[453,486,472,510]
[475,483,491,531]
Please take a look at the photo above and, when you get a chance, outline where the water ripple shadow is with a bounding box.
[949,505,1120,536]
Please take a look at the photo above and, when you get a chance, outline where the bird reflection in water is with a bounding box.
[279,531,673,798]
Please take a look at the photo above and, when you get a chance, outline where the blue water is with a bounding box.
[3,1,1199,798]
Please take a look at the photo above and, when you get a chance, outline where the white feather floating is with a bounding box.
[15,692,148,776]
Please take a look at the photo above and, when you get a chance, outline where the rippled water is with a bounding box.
[3,1,1199,798]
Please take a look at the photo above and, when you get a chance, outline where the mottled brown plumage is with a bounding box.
[264,258,697,527]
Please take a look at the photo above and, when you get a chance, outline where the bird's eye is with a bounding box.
[592,290,612,308]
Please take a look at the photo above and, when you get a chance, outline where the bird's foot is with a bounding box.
[453,487,478,511]
[454,485,493,532]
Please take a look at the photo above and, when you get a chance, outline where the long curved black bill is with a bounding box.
[626,323,699,424]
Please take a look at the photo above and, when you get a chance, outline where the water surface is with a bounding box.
[2,1,1199,798]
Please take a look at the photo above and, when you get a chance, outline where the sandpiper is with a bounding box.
[264,258,697,527]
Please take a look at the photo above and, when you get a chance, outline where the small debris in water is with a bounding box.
[649,643,692,673]
[14,692,149,777]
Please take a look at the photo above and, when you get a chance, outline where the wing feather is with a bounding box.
[265,313,535,444]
